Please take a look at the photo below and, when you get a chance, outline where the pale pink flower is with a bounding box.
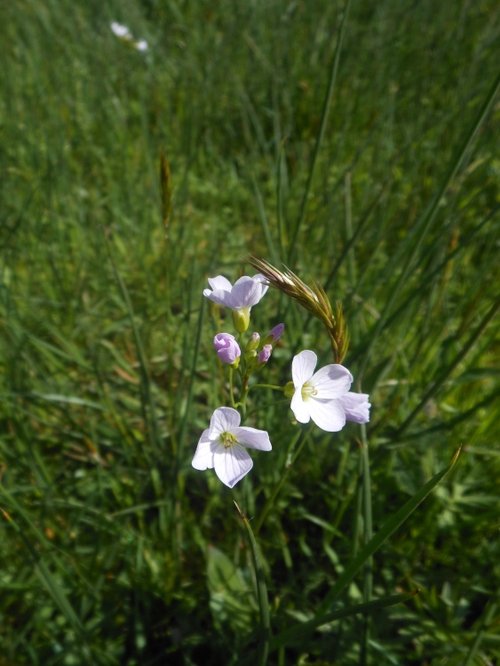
[290,350,369,431]
[203,274,268,311]
[192,407,272,488]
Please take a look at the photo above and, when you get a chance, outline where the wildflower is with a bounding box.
[258,344,273,364]
[110,22,131,38]
[290,350,364,432]
[192,407,272,488]
[203,274,268,332]
[135,39,148,51]
[214,333,241,365]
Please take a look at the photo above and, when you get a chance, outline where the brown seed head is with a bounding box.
[249,257,349,363]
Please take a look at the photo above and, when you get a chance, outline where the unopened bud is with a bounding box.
[269,323,285,341]
[263,322,285,345]
[246,332,261,352]
[258,344,273,364]
[214,332,241,366]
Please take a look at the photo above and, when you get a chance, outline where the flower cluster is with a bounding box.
[192,268,370,488]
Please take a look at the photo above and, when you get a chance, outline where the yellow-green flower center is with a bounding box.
[220,431,238,449]
[301,381,317,401]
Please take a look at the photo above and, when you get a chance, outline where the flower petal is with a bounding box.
[203,276,233,305]
[311,364,353,399]
[308,398,346,432]
[228,276,262,308]
[292,350,317,388]
[339,392,371,423]
[208,406,241,438]
[252,274,269,299]
[213,444,253,488]
[208,275,233,291]
[290,388,311,424]
[203,288,231,306]
[233,427,272,451]
[191,429,215,470]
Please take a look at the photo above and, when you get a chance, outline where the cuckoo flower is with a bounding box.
[203,274,268,331]
[110,22,132,38]
[290,350,368,432]
[213,333,241,365]
[192,407,272,488]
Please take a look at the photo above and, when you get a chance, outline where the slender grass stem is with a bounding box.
[359,424,373,665]
[254,427,308,535]
[357,71,500,381]
[234,501,270,666]
[288,0,352,263]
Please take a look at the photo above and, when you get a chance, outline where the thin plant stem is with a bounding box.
[229,366,236,408]
[254,427,309,535]
[250,383,284,392]
[288,0,352,263]
[359,423,373,666]
[358,71,500,382]
[234,501,270,666]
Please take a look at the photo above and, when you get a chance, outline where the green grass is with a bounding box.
[1,0,499,664]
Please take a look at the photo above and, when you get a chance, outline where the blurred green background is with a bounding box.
[1,0,499,664]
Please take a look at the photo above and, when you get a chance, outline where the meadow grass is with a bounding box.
[1,0,499,664]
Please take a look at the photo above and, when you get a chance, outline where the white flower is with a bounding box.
[135,39,148,52]
[192,407,272,488]
[110,22,132,39]
[291,350,369,431]
[203,274,268,311]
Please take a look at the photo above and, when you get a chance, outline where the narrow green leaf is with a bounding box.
[319,448,461,612]
[272,591,418,649]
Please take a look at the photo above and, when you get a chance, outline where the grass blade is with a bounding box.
[271,590,418,650]
[288,0,352,262]
[323,448,460,607]
[234,501,270,666]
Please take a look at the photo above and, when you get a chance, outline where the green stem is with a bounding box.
[228,366,236,408]
[288,0,352,263]
[254,427,308,534]
[251,383,284,392]
[360,423,373,666]
[234,501,270,666]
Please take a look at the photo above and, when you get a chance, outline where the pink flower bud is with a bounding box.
[214,333,241,365]
[246,332,261,352]
[269,323,285,341]
[258,344,273,364]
